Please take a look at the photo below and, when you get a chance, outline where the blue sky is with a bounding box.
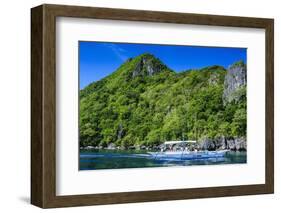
[79,41,246,89]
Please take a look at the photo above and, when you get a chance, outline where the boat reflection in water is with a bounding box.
[148,140,229,160]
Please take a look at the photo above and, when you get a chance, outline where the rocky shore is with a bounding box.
[81,137,246,151]
[198,137,246,151]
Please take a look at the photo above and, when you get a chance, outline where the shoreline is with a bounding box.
[80,136,247,152]
[80,146,247,152]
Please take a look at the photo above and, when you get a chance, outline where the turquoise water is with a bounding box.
[79,149,247,170]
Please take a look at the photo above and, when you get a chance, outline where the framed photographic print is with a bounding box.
[31,4,274,208]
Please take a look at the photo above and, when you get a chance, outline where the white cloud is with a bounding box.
[103,43,128,62]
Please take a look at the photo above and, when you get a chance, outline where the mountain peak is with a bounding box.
[138,52,155,59]
[228,60,246,69]
[131,53,170,78]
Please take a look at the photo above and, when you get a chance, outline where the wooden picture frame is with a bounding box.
[31,4,274,208]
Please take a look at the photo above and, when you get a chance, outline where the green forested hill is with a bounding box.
[79,53,246,149]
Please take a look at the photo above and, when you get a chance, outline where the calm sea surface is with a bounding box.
[79,149,247,170]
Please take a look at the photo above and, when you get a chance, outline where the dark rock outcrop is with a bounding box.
[132,54,166,78]
[117,124,124,140]
[233,137,247,150]
[198,137,246,151]
[208,72,221,85]
[223,61,247,104]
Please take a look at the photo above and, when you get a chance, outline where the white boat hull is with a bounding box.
[148,150,229,160]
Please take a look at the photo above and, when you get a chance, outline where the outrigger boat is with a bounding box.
[149,141,229,160]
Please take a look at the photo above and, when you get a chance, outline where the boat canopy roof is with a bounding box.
[164,140,197,145]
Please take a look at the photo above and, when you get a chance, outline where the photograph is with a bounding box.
[79,41,247,170]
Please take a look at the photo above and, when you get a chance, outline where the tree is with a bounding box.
[231,108,246,137]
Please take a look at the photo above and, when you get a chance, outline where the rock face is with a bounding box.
[117,124,124,140]
[208,72,221,85]
[132,54,165,78]
[223,61,247,104]
[198,137,246,151]
[107,143,116,150]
